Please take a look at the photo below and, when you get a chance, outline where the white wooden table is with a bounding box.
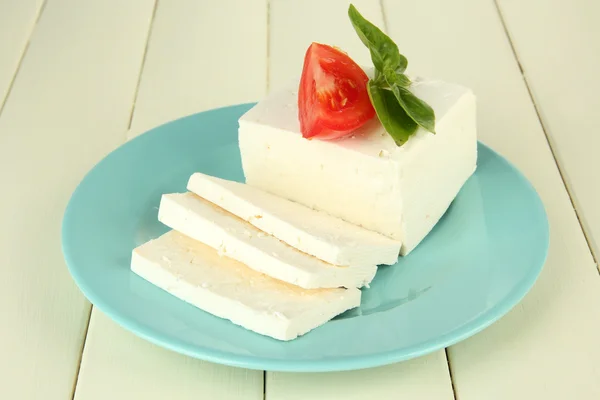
[2,0,599,398]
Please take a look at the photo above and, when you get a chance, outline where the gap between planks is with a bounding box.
[264,2,271,395]
[381,2,458,398]
[69,307,93,400]
[0,0,47,118]
[492,0,599,271]
[69,2,161,398]
[265,0,271,94]
[127,0,160,130]
[445,348,458,400]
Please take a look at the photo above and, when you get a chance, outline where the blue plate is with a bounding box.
[62,104,549,372]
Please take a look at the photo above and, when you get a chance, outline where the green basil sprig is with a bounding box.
[348,4,435,145]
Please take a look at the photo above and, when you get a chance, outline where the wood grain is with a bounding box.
[497,0,600,259]
[75,1,267,399]
[0,0,156,398]
[382,0,600,398]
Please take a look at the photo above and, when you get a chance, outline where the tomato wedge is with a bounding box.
[298,43,375,140]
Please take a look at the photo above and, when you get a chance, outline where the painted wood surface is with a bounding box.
[0,0,44,108]
[497,0,600,259]
[0,0,156,398]
[75,311,263,400]
[2,0,598,398]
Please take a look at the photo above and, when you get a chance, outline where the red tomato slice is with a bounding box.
[298,43,375,140]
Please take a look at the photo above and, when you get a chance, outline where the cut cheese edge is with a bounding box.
[131,230,361,341]
[187,172,401,267]
[158,192,377,289]
[239,76,477,255]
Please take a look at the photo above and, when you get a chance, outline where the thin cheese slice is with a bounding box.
[187,172,402,267]
[158,192,377,289]
[131,230,361,341]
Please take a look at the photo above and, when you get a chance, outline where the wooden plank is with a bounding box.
[267,1,455,398]
[0,0,156,399]
[128,0,268,140]
[75,311,263,400]
[0,0,44,108]
[496,0,600,258]
[269,0,383,91]
[382,0,600,398]
[267,351,453,400]
[75,1,267,399]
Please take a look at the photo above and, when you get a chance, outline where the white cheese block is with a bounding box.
[157,192,377,289]
[186,172,401,268]
[131,230,361,341]
[239,77,477,255]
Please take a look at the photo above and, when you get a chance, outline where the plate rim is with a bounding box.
[61,104,550,372]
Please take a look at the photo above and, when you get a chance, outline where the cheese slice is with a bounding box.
[131,230,361,341]
[186,172,401,268]
[239,76,477,255]
[158,192,377,289]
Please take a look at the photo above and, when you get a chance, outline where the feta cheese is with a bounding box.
[186,172,401,267]
[158,192,378,289]
[131,230,361,341]
[239,77,477,255]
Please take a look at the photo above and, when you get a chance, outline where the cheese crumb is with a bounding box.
[217,242,227,256]
[249,214,263,223]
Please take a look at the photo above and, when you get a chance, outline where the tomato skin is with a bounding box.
[298,43,375,140]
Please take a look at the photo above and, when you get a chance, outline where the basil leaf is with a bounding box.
[348,3,436,144]
[389,85,436,133]
[384,70,411,88]
[367,81,417,145]
[348,5,407,73]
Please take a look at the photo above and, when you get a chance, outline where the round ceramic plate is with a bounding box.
[62,103,549,372]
